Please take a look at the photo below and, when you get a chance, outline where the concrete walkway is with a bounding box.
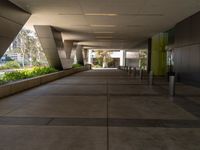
[0,69,200,150]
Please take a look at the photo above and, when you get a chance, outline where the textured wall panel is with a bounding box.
[174,11,200,86]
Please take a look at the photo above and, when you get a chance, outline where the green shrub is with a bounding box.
[1,67,58,83]
[3,71,26,81]
[72,64,83,68]
[0,79,7,85]
[0,61,20,70]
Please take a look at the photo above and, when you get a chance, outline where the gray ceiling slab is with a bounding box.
[8,0,200,49]
[0,0,30,25]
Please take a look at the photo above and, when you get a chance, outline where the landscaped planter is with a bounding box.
[0,66,89,98]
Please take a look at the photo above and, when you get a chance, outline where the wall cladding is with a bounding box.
[174,11,200,85]
[151,33,168,76]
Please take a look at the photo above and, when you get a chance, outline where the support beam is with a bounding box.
[76,45,84,65]
[83,49,88,65]
[0,0,30,57]
[88,50,93,64]
[120,50,126,66]
[63,40,74,68]
[64,40,74,59]
[34,25,67,70]
[71,45,77,64]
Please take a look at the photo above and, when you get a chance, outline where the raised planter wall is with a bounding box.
[0,66,90,98]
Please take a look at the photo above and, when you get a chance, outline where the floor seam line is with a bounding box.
[106,79,109,150]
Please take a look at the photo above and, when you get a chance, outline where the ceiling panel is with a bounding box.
[10,0,82,14]
[79,0,146,14]
[9,0,200,49]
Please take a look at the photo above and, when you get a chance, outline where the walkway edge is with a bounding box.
[0,66,90,99]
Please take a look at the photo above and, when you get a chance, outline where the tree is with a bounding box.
[139,50,147,70]
[95,50,113,68]
[6,29,48,67]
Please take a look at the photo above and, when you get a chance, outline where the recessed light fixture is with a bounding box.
[121,13,163,16]
[85,13,118,16]
[91,24,116,27]
[94,32,115,34]
[58,13,82,15]
[96,36,113,38]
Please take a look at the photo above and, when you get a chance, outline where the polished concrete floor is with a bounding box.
[0,69,200,150]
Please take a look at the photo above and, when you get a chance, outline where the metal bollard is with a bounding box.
[128,67,132,75]
[123,66,125,71]
[133,67,137,77]
[139,69,143,80]
[149,71,153,86]
[169,75,175,96]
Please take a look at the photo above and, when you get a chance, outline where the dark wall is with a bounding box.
[174,11,200,85]
[147,38,152,73]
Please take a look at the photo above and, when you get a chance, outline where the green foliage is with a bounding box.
[93,64,102,68]
[6,29,48,67]
[139,50,148,70]
[94,50,113,68]
[1,67,57,83]
[72,64,83,68]
[0,79,6,85]
[0,61,21,70]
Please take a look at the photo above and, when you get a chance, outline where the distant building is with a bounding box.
[0,53,22,64]
[8,53,22,62]
[89,50,140,68]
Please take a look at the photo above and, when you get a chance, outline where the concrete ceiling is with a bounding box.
[9,0,200,50]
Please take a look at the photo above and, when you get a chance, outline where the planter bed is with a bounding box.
[0,66,89,98]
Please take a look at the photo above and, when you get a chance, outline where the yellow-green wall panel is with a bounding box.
[151,33,168,76]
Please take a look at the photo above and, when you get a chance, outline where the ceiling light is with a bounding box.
[91,24,116,27]
[58,13,83,15]
[94,32,115,34]
[121,13,163,16]
[85,13,118,16]
[96,36,113,38]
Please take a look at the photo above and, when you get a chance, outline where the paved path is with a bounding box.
[0,69,200,150]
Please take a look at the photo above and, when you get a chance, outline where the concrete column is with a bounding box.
[151,33,168,76]
[34,25,64,70]
[64,40,74,59]
[83,49,89,65]
[88,50,93,64]
[120,50,126,66]
[63,40,74,68]
[0,0,30,57]
[76,45,84,65]
[70,45,77,64]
